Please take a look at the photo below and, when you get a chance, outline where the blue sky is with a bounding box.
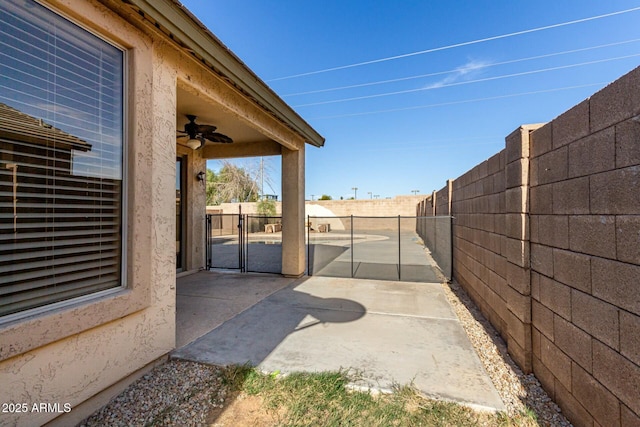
[184,0,640,200]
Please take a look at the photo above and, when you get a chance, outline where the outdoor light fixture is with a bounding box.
[196,171,206,181]
[186,138,201,150]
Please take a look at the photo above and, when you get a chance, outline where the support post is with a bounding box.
[281,145,305,277]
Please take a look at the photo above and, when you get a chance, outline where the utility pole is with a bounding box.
[352,187,358,200]
[260,157,264,200]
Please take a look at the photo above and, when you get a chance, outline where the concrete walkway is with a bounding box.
[172,272,505,411]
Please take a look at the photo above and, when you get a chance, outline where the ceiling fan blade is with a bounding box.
[177,115,232,145]
[203,131,233,144]
[195,124,217,133]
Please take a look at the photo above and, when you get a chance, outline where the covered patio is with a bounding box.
[168,0,325,277]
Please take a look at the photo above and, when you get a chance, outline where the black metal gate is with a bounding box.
[206,209,282,274]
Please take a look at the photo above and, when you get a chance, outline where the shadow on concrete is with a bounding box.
[308,230,445,283]
[172,273,505,411]
[175,271,295,348]
[172,277,365,367]
[307,244,349,275]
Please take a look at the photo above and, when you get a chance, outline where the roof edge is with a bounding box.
[124,0,325,147]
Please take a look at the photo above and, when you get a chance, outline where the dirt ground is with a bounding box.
[207,392,279,427]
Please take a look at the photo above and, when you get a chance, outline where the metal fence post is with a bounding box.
[238,205,243,272]
[398,215,401,281]
[350,215,354,278]
[307,215,311,276]
[205,214,211,270]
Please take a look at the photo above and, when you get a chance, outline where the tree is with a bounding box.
[257,198,276,216]
[206,161,260,205]
[319,194,332,200]
[205,169,219,206]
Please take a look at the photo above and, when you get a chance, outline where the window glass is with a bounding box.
[0,0,125,317]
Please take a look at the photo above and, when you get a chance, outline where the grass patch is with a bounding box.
[218,366,539,426]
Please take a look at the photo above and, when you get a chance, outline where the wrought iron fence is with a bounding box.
[205,214,452,281]
[307,215,451,282]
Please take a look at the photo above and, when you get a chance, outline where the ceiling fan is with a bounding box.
[177,115,233,150]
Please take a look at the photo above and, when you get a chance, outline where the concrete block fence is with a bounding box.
[418,66,640,427]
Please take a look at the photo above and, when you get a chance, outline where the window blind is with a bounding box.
[0,0,125,317]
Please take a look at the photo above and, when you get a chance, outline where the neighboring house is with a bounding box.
[0,0,323,425]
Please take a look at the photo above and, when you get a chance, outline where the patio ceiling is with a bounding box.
[176,86,283,159]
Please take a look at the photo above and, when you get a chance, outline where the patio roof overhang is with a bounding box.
[114,0,324,149]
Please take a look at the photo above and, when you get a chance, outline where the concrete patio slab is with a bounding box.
[172,275,505,411]
[175,271,296,347]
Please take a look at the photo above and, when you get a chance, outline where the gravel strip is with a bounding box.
[79,360,229,427]
[81,279,572,427]
[441,280,572,427]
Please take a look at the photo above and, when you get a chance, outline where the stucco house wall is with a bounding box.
[0,2,176,426]
[0,1,321,425]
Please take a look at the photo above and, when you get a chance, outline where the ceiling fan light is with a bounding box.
[186,138,201,150]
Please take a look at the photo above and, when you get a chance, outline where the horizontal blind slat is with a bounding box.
[0,212,118,220]
[5,267,119,295]
[0,182,120,196]
[0,202,119,210]
[0,165,121,188]
[0,228,118,242]
[0,277,120,317]
[0,221,118,231]
[0,192,118,204]
[0,247,117,276]
[0,235,119,252]
[1,258,118,293]
[0,243,118,264]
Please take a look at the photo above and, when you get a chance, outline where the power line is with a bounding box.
[282,38,640,97]
[268,6,640,81]
[362,139,506,153]
[363,136,505,152]
[294,53,640,107]
[308,82,608,120]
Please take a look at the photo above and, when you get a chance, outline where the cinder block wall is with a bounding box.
[307,195,425,217]
[528,68,640,426]
[210,196,425,231]
[210,195,424,217]
[418,66,640,427]
[435,181,452,215]
[449,147,527,365]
